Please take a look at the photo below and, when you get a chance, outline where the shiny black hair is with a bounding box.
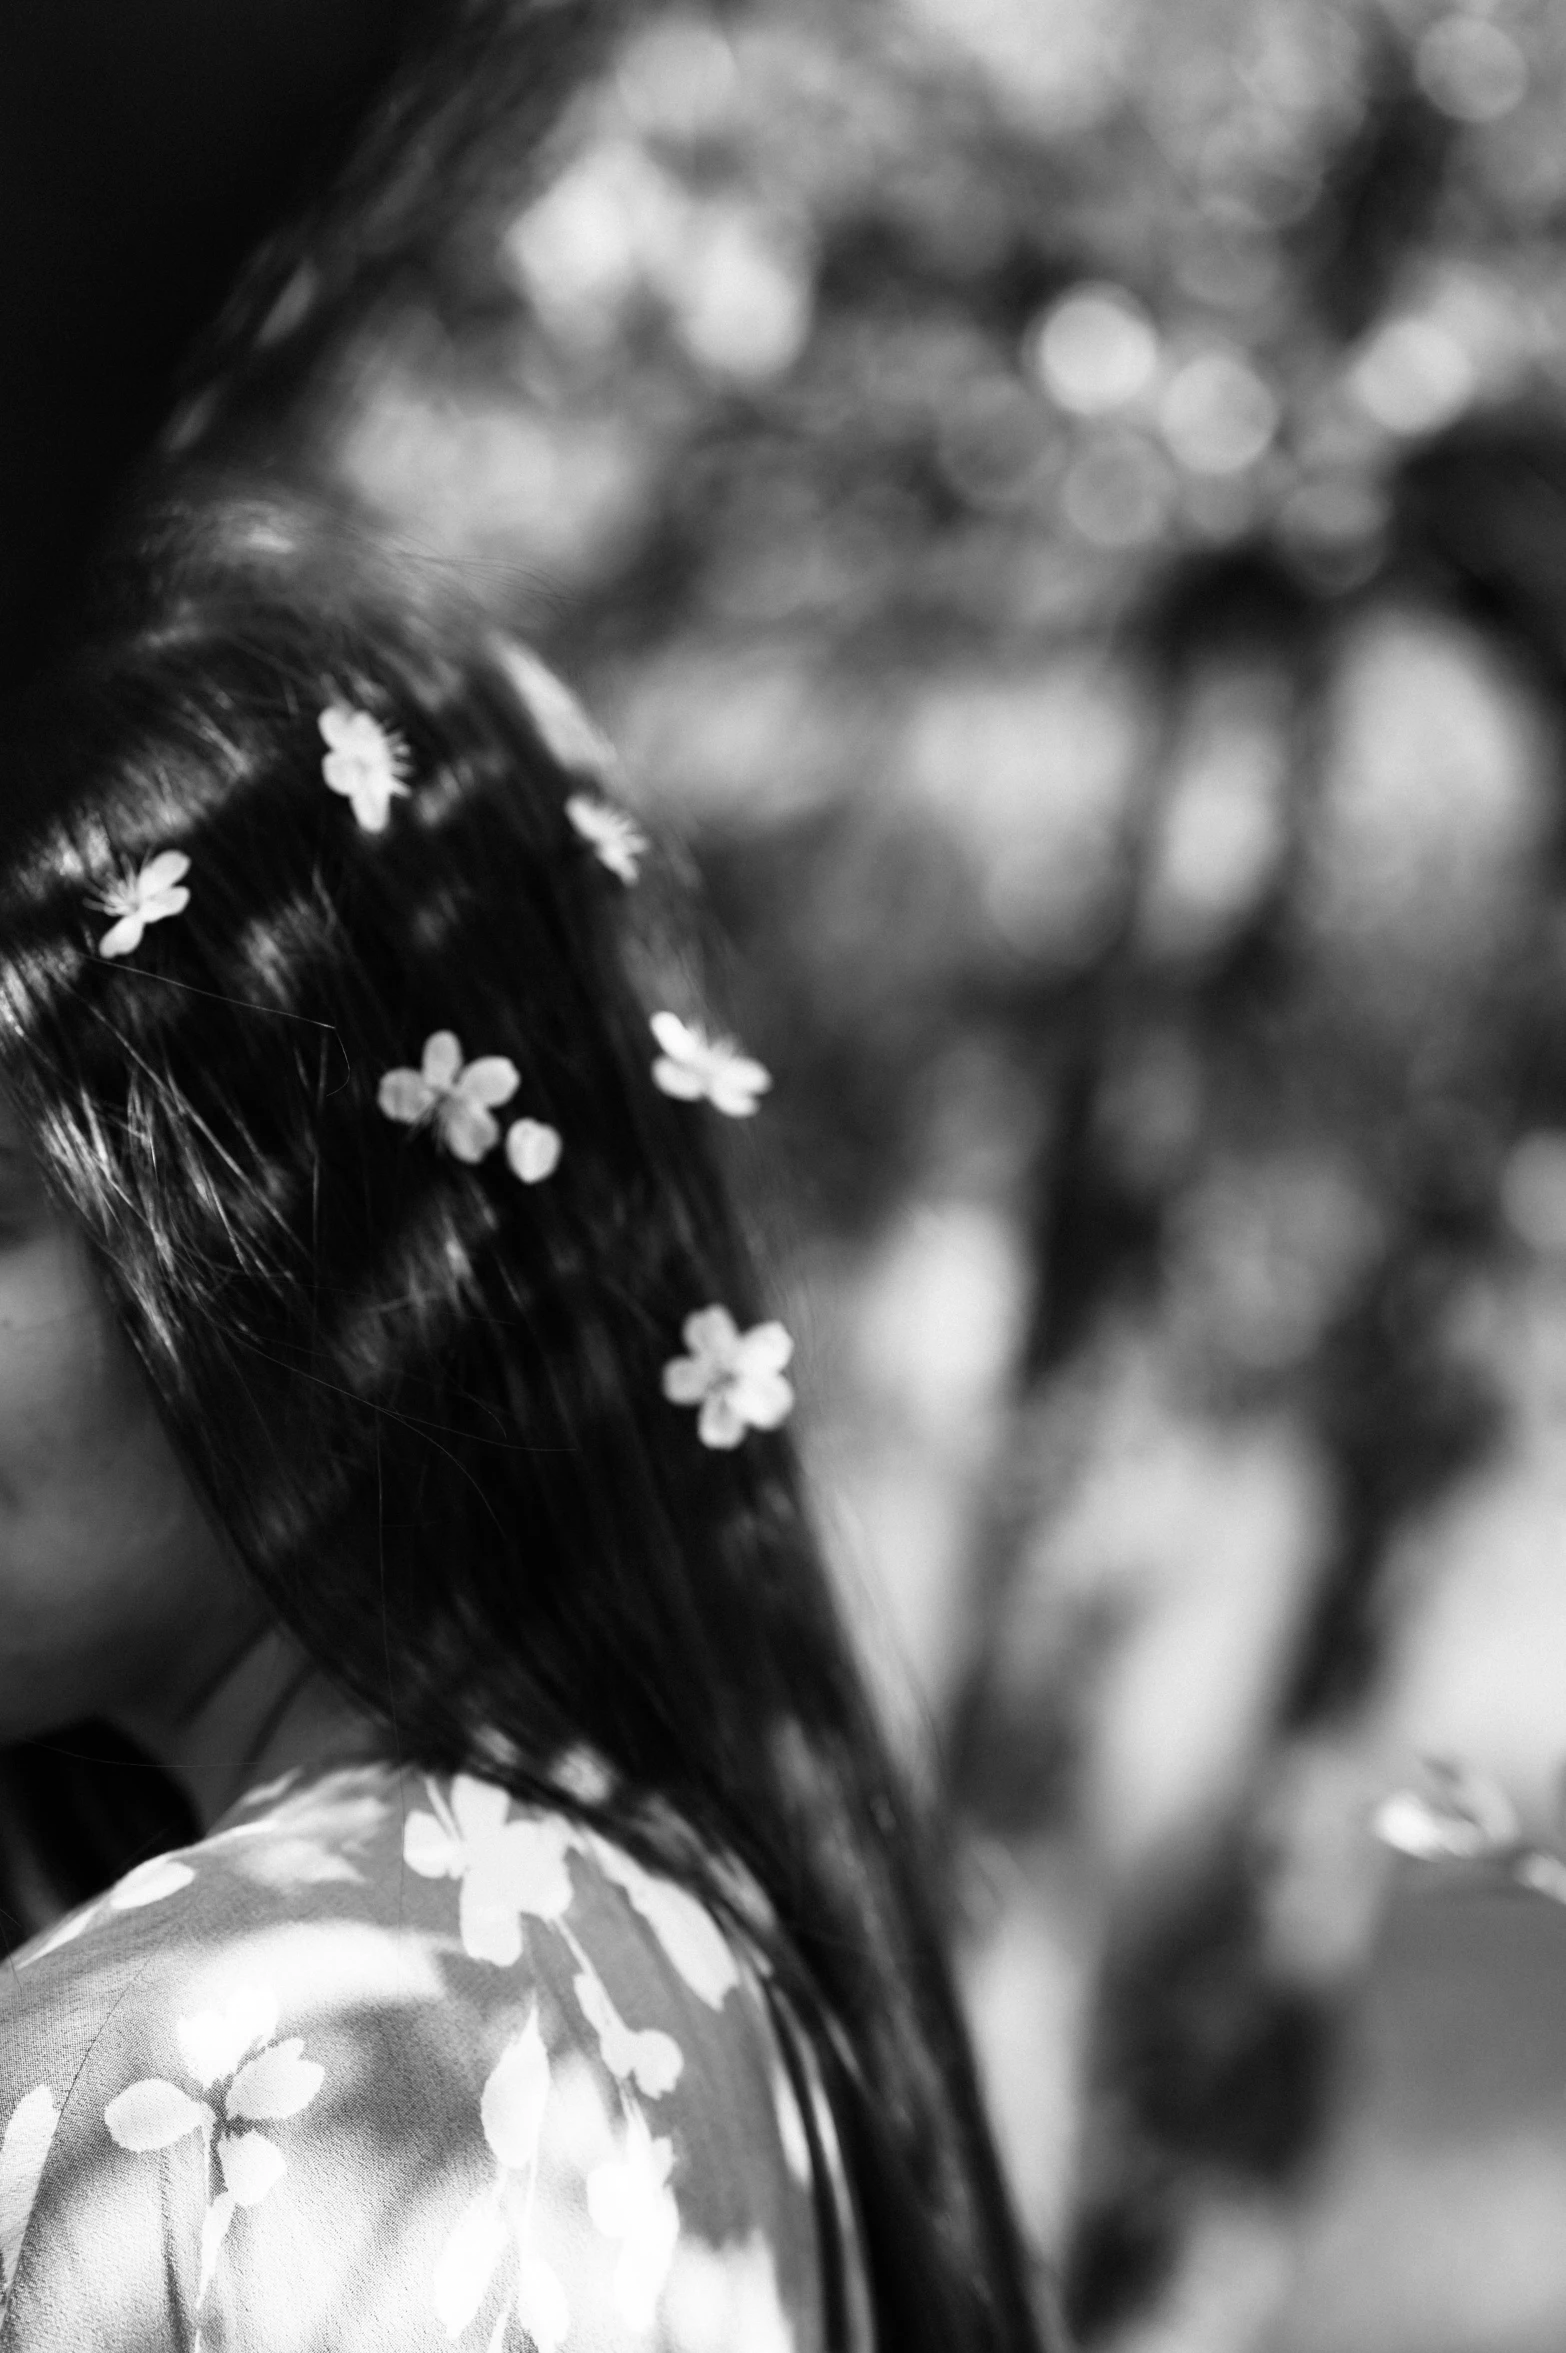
[0,495,1047,2352]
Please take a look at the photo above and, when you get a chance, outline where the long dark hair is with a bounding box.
[0,491,1047,2353]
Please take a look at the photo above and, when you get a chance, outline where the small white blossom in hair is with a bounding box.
[377,1031,520,1163]
[319,704,411,832]
[662,1306,794,1450]
[505,1118,563,1184]
[91,849,192,959]
[566,793,648,885]
[650,1012,771,1118]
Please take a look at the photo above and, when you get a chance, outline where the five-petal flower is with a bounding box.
[378,1032,521,1163]
[90,849,191,959]
[661,1307,794,1450]
[319,704,411,832]
[566,793,648,885]
[404,1776,574,1965]
[650,1013,771,1117]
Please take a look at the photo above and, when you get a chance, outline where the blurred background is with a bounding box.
[22,0,1566,2344]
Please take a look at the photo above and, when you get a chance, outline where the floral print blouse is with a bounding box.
[0,1758,874,2352]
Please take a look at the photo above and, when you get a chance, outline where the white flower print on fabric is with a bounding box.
[650,1013,771,1117]
[404,1776,573,1965]
[0,2085,60,2324]
[566,793,648,885]
[662,1307,795,1450]
[504,1118,563,1185]
[587,2109,680,2330]
[433,2011,571,2352]
[590,1840,740,2009]
[665,2231,797,2353]
[572,1970,683,2100]
[17,1849,196,1969]
[90,849,191,959]
[319,704,411,832]
[378,1032,521,1164]
[105,1983,323,2328]
[211,1772,386,1889]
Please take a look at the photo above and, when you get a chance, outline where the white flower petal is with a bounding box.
[739,1321,794,1375]
[697,1392,748,1450]
[480,2010,551,2171]
[733,1369,794,1431]
[198,2191,237,2296]
[661,1356,709,1406]
[378,1069,437,1126]
[104,2080,212,2152]
[140,850,192,895]
[422,1032,465,1090]
[459,1873,525,1967]
[438,1097,502,1163]
[650,1012,697,1059]
[227,2042,323,2123]
[217,2129,286,2206]
[682,1305,739,1364]
[594,1846,739,2008]
[652,1057,708,1102]
[433,2188,508,2337]
[97,913,146,959]
[708,1065,771,1117]
[505,1119,562,1183]
[458,1057,522,1111]
[450,1776,513,1842]
[0,2087,60,2292]
[517,2253,571,2353]
[403,1808,464,1880]
[108,1855,195,1911]
[177,1986,278,2087]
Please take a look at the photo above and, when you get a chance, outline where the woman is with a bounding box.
[0,494,1045,2351]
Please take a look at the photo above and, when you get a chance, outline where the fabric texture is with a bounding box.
[0,1757,873,2353]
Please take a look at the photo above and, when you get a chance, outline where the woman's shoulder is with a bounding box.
[0,1758,857,2351]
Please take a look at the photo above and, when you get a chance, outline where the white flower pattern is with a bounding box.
[587,2110,681,2329]
[90,849,191,959]
[0,2088,60,2324]
[319,704,411,831]
[662,1306,796,1449]
[105,1983,323,2336]
[378,1032,522,1163]
[404,1775,574,1965]
[650,1012,772,1117]
[0,1758,870,2351]
[566,792,648,883]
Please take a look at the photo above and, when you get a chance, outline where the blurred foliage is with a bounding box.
[175,0,1566,2341]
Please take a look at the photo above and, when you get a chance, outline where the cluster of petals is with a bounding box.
[661,1306,794,1450]
[379,1031,562,1179]
[650,1013,771,1118]
[90,849,191,959]
[319,703,411,832]
[566,792,648,885]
